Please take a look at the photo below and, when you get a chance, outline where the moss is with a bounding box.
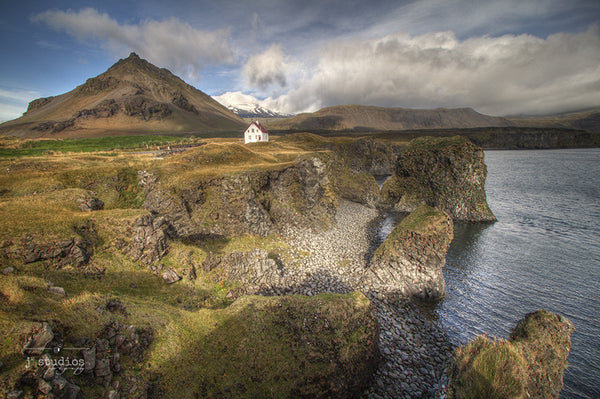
[450,336,528,399]
[450,311,575,399]
[148,292,378,398]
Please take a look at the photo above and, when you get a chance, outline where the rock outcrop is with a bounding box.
[449,309,575,399]
[138,155,337,239]
[381,136,496,222]
[510,310,575,398]
[21,237,92,268]
[363,205,454,299]
[124,214,169,264]
[214,249,283,293]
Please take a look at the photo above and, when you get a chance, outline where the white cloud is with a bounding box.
[32,8,234,81]
[0,103,29,123]
[0,88,40,122]
[242,44,289,91]
[264,26,600,116]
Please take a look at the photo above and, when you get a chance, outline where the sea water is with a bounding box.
[435,149,600,398]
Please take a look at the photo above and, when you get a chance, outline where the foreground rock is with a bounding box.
[449,309,574,398]
[364,205,454,300]
[382,136,496,222]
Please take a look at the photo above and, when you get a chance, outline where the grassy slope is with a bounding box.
[0,134,381,397]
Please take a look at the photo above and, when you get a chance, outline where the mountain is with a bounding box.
[508,107,600,133]
[265,105,514,131]
[0,53,246,138]
[225,103,292,119]
[213,92,291,119]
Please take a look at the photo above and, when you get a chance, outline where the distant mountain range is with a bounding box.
[263,104,600,133]
[0,53,246,138]
[264,105,514,131]
[0,53,597,139]
[508,107,600,133]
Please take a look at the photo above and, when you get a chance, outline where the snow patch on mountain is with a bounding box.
[213,91,292,118]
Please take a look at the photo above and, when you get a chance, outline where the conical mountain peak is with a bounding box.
[0,53,245,138]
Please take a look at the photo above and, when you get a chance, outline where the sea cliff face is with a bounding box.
[381,136,496,222]
[364,205,454,300]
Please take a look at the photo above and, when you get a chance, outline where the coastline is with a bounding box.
[278,199,454,398]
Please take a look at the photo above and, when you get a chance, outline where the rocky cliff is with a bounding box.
[381,136,496,222]
[364,205,454,299]
[449,309,574,398]
[139,155,337,240]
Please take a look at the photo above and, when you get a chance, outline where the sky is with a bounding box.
[1,0,599,122]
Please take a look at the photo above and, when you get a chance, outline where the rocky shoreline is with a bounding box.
[266,199,454,398]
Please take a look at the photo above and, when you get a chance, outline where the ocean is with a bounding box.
[434,148,600,398]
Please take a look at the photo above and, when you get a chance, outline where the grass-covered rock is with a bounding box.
[364,205,454,299]
[449,310,574,399]
[381,136,496,222]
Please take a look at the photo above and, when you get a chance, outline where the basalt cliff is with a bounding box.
[381,136,496,222]
[0,134,572,398]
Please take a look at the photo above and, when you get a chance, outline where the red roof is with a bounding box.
[248,121,268,133]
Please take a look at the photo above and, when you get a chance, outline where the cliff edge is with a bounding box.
[364,205,454,300]
[382,136,496,222]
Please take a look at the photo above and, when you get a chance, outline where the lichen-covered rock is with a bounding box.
[77,196,104,212]
[138,170,195,237]
[162,267,181,284]
[363,205,454,299]
[138,156,337,239]
[449,310,574,399]
[381,136,496,222]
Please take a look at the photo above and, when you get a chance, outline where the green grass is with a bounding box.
[450,336,528,399]
[0,135,198,158]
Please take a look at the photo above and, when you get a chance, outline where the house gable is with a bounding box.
[244,121,269,144]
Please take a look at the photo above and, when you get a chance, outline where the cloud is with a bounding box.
[242,44,288,91]
[265,26,600,116]
[32,8,234,81]
[0,88,40,122]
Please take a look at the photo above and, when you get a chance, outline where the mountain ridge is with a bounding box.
[0,53,246,138]
[265,104,515,131]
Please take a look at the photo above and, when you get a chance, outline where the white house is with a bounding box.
[244,121,269,144]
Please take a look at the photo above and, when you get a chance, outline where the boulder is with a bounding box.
[22,322,54,356]
[216,249,282,291]
[77,197,104,212]
[49,286,66,296]
[364,205,454,300]
[2,266,15,274]
[381,136,496,222]
[82,347,96,373]
[162,267,181,284]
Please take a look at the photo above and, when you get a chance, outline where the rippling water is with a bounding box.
[434,149,600,398]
